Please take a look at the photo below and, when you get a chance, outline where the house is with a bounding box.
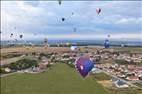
[118,74,126,78]
[38,62,48,69]
[115,80,129,88]
[111,77,118,83]
[4,68,11,72]
[126,76,139,81]
[32,67,40,72]
[111,77,129,88]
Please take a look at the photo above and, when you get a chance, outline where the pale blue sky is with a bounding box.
[1,1,142,40]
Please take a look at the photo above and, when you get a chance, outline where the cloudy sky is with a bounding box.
[1,1,142,40]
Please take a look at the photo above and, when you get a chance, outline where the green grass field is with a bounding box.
[93,73,111,81]
[1,63,109,94]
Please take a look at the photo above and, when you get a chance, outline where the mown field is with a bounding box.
[1,46,142,55]
[1,63,109,94]
[111,47,142,53]
[1,47,71,54]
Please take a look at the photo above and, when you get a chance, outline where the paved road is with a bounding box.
[130,80,142,84]
[0,72,18,78]
[102,69,142,89]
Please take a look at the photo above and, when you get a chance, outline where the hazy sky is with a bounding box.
[1,1,142,40]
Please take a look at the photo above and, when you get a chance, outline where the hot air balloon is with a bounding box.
[44,38,48,43]
[58,0,61,5]
[34,33,37,36]
[107,34,110,38]
[72,12,74,15]
[66,42,70,46]
[75,56,94,78]
[62,18,65,21]
[15,39,18,42]
[96,8,101,14]
[10,33,13,37]
[70,46,78,51]
[44,38,48,48]
[19,35,23,38]
[121,44,125,47]
[104,39,110,48]
[73,27,77,32]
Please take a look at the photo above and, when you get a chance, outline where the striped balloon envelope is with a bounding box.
[75,56,94,78]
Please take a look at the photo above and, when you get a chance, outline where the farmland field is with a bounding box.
[111,47,142,53]
[1,63,109,94]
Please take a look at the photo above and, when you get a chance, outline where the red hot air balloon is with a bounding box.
[96,8,101,14]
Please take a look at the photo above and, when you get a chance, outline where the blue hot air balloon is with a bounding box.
[104,39,110,48]
[75,56,94,78]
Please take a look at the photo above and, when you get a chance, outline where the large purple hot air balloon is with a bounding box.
[75,56,94,78]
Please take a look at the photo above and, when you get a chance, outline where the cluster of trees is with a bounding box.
[46,64,52,68]
[95,56,101,63]
[0,68,6,74]
[49,44,71,47]
[39,53,53,59]
[67,63,75,68]
[37,53,52,60]
[2,53,22,59]
[63,55,70,58]
[8,59,38,70]
[66,59,75,68]
[115,60,136,65]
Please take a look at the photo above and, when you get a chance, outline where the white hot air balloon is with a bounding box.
[70,46,78,51]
